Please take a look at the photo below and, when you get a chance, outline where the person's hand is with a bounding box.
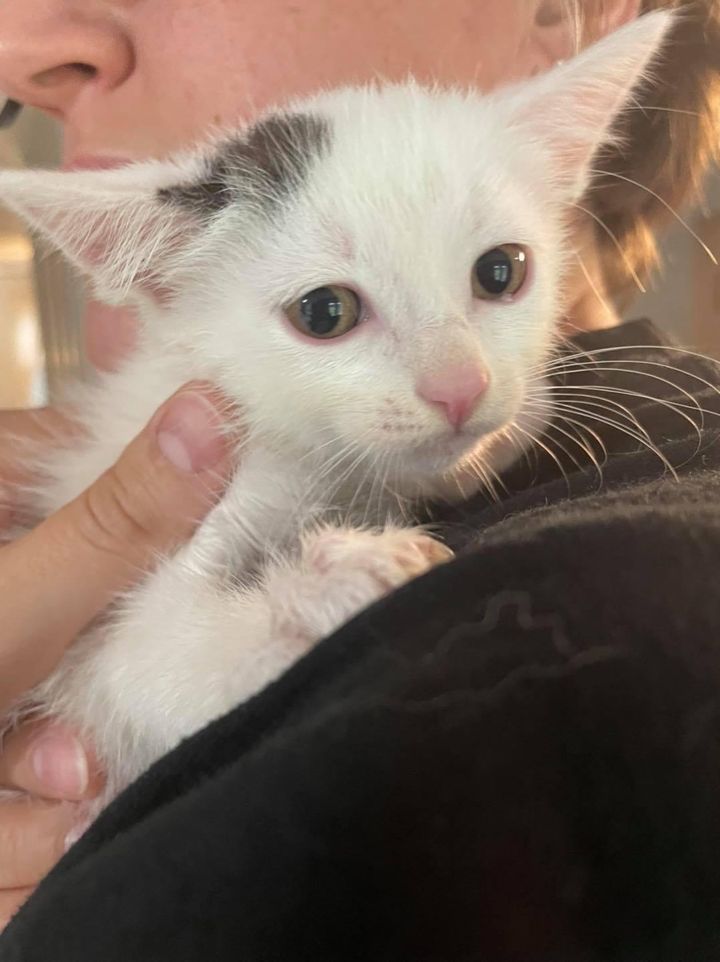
[0,383,235,929]
[0,719,104,931]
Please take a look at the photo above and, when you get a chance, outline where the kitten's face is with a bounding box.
[0,13,671,495]
[189,88,563,491]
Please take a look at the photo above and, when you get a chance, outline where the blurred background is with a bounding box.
[0,110,85,409]
[1,109,719,410]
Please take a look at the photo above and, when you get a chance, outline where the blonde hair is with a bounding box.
[564,0,720,304]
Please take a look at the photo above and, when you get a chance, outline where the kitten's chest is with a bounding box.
[189,445,406,577]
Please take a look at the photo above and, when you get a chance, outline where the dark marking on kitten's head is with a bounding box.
[160,112,331,216]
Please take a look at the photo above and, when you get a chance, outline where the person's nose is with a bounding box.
[0,4,133,118]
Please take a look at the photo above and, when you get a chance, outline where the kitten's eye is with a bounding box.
[472,244,528,300]
[285,285,362,339]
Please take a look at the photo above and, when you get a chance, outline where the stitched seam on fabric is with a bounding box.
[423,589,577,663]
[383,645,627,715]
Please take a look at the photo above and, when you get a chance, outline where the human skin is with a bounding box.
[0,0,640,927]
[0,385,235,927]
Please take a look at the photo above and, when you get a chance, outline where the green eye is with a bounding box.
[472,244,528,299]
[285,285,362,339]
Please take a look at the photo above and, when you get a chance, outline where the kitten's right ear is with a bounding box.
[0,150,226,305]
[501,10,675,202]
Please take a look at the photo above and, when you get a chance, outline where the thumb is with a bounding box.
[0,383,236,713]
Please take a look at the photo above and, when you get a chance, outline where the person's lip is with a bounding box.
[61,155,133,172]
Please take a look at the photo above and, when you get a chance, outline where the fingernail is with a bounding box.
[155,391,227,473]
[31,732,89,797]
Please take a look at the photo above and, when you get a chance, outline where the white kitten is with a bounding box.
[0,13,672,825]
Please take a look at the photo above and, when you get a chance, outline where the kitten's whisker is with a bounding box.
[337,447,376,520]
[550,378,707,419]
[556,416,609,472]
[528,334,583,379]
[365,451,381,527]
[522,411,592,474]
[457,453,488,502]
[589,168,719,266]
[573,253,617,324]
[474,459,500,503]
[382,449,405,522]
[364,448,387,527]
[486,452,511,498]
[548,391,667,452]
[509,418,541,485]
[388,451,406,519]
[539,354,716,434]
[312,445,359,485]
[463,439,507,502]
[366,448,388,524]
[551,382,714,445]
[542,358,720,406]
[477,457,503,503]
[314,452,365,513]
[549,399,679,478]
[298,438,368,517]
[294,434,345,466]
[549,383,706,443]
[559,404,677,472]
[556,393,709,468]
[304,431,374,493]
[498,421,530,462]
[530,342,605,381]
[570,201,646,294]
[524,404,608,472]
[354,447,375,526]
[541,343,720,370]
[512,424,571,493]
[526,399,611,462]
[624,96,701,119]
[452,469,468,503]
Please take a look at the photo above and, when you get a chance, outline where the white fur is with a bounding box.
[0,13,672,824]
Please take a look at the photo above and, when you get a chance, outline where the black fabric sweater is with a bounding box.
[3,319,720,962]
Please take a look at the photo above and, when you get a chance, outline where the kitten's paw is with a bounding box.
[302,526,453,590]
[267,527,453,647]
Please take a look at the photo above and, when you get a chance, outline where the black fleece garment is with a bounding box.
[3,319,720,962]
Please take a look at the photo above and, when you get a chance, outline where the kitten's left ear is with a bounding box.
[503,10,674,201]
[0,113,330,306]
[0,153,216,305]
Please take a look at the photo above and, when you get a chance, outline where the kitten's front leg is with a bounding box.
[55,525,452,841]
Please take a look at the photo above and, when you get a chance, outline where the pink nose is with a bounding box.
[416,364,490,429]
